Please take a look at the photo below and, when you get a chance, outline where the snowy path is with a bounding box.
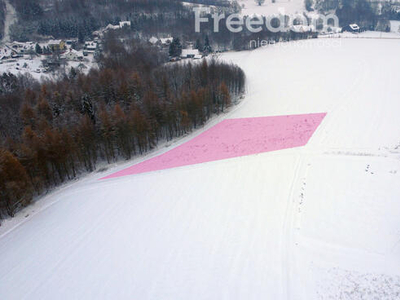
[236,0,305,16]
[1,0,17,44]
[1,36,400,299]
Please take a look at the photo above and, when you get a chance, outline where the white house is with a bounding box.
[119,21,131,28]
[290,25,315,33]
[149,37,159,45]
[47,40,66,51]
[93,29,106,38]
[106,24,120,31]
[160,37,173,46]
[349,24,360,31]
[0,47,12,59]
[85,41,97,52]
[9,42,35,54]
[64,49,84,61]
[342,23,360,33]
[181,49,200,59]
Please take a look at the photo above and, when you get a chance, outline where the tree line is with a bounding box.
[10,0,187,41]
[9,0,319,51]
[8,0,396,44]
[0,37,245,220]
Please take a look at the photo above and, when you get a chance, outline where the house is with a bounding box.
[42,56,64,71]
[92,30,105,38]
[0,48,11,61]
[48,40,66,52]
[64,49,83,61]
[290,25,315,33]
[66,40,77,47]
[9,47,22,58]
[106,24,120,31]
[0,48,12,59]
[119,21,131,28]
[77,63,87,71]
[149,37,159,45]
[342,24,360,33]
[84,41,97,52]
[181,49,200,59]
[185,41,194,48]
[9,42,34,55]
[160,37,173,46]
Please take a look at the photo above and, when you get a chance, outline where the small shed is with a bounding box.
[119,21,131,28]
[342,24,360,33]
[149,37,159,45]
[160,37,173,46]
[181,49,200,59]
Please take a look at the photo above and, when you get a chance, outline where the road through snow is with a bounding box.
[1,0,17,44]
[1,35,400,299]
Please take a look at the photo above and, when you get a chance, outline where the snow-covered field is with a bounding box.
[0,55,97,81]
[237,0,305,16]
[320,30,400,39]
[102,113,326,178]
[1,35,400,299]
[183,0,305,16]
[0,58,44,79]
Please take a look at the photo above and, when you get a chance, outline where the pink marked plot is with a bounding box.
[102,113,326,179]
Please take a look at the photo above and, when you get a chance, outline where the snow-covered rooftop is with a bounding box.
[349,24,360,30]
[181,49,200,57]
[160,37,173,44]
[149,37,159,44]
[48,39,63,45]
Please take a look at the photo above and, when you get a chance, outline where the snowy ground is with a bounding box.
[1,35,400,299]
[237,0,305,16]
[183,0,305,16]
[320,30,400,39]
[0,57,43,79]
[181,1,217,9]
[0,54,97,81]
[102,113,326,178]
[1,0,17,44]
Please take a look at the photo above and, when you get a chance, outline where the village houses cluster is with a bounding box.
[0,19,209,79]
[0,21,133,79]
[0,37,99,79]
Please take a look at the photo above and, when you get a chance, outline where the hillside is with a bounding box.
[1,33,400,299]
[7,0,186,41]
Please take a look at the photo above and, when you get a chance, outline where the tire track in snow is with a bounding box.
[22,193,127,298]
[281,154,304,299]
[309,56,369,149]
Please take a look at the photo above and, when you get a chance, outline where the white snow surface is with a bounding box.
[1,36,400,299]
[1,0,17,44]
[237,0,305,16]
[0,54,98,81]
